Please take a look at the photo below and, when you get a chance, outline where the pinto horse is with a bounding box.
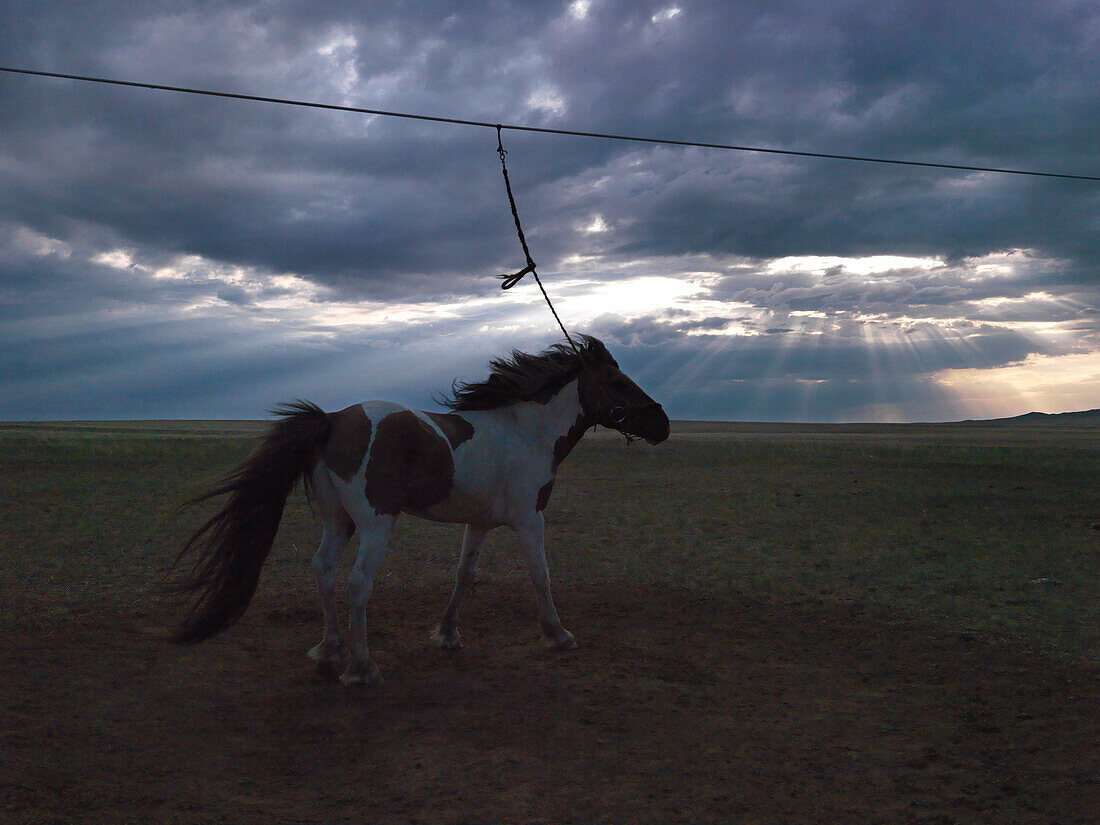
[172,335,669,684]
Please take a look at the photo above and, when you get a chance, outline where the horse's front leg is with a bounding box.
[513,512,577,649]
[432,523,490,649]
[342,515,395,685]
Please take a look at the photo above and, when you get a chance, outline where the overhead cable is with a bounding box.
[1,66,1097,182]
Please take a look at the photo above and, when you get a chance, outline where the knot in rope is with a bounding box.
[499,262,537,290]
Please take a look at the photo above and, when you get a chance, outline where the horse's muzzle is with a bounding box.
[628,403,670,445]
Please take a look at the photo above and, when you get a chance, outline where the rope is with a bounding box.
[496,127,537,286]
[2,66,1098,182]
[494,127,647,443]
[495,126,585,360]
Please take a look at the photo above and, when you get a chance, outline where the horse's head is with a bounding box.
[579,359,670,445]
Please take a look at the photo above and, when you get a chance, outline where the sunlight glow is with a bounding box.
[583,214,609,234]
[568,0,591,20]
[556,275,704,322]
[15,227,72,258]
[73,239,1100,422]
[936,352,1100,419]
[965,248,1044,277]
[91,248,135,270]
[316,28,360,97]
[526,88,567,116]
[766,254,942,276]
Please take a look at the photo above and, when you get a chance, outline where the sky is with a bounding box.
[1,0,1099,423]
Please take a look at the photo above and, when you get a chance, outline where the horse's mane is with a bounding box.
[442,334,618,412]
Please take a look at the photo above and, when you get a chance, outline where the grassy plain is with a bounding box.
[1,417,1097,661]
[3,418,1099,823]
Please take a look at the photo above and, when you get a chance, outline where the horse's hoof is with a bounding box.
[316,657,341,682]
[308,641,342,680]
[551,630,578,650]
[339,661,382,686]
[431,625,463,650]
[308,639,340,661]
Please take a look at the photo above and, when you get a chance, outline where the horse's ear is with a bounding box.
[580,335,619,368]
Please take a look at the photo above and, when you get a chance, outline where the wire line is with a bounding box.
[2,65,1098,182]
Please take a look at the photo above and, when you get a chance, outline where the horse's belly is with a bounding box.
[406,486,500,526]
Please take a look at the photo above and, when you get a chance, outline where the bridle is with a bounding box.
[596,383,665,445]
[610,402,664,443]
[609,399,664,425]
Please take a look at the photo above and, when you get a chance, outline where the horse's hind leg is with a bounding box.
[432,523,490,649]
[307,469,353,680]
[341,514,395,685]
[307,518,353,680]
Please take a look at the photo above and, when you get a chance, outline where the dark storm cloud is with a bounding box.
[1,0,1098,420]
[3,1,1097,293]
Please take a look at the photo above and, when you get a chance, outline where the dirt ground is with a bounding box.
[3,580,1098,824]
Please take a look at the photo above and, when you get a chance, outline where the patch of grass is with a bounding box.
[1,421,1097,661]
[549,430,1100,660]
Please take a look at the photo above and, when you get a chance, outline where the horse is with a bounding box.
[171,334,670,685]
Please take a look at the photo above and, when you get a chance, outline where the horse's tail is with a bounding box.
[170,400,331,645]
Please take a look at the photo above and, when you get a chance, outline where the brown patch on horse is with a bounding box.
[364,411,455,516]
[552,413,590,472]
[426,412,475,449]
[323,404,372,481]
[536,480,554,511]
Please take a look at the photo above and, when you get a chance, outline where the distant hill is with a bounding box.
[964,408,1100,426]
